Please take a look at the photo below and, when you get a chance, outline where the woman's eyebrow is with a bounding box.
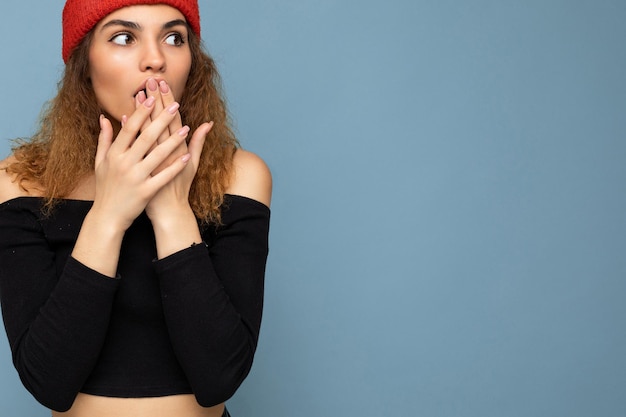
[99,19,188,32]
[163,19,188,30]
[100,19,141,32]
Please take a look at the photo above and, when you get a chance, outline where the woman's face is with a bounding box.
[88,5,192,122]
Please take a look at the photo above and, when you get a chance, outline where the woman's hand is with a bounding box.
[71,96,191,277]
[93,94,191,232]
[136,78,214,258]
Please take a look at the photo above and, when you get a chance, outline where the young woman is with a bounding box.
[0,1,271,416]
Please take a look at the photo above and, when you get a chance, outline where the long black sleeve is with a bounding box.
[155,195,270,406]
[0,199,119,412]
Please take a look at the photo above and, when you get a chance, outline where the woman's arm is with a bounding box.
[153,150,272,406]
[0,200,120,412]
[0,94,192,411]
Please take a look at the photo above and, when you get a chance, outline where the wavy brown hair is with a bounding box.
[7,29,238,224]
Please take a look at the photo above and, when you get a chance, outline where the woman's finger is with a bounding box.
[110,95,156,152]
[130,101,181,160]
[158,80,183,134]
[146,77,171,144]
[144,151,192,196]
[95,115,114,168]
[142,125,190,173]
[188,122,213,167]
[135,90,152,134]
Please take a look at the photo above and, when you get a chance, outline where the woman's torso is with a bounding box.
[0,167,228,416]
[51,393,225,417]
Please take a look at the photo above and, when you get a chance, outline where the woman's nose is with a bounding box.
[140,43,166,73]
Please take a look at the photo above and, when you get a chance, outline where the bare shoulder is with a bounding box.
[226,149,272,208]
[0,157,21,202]
[0,155,31,204]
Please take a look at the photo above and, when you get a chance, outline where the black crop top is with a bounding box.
[0,195,270,412]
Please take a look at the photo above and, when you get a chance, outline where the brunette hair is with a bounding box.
[7,29,237,224]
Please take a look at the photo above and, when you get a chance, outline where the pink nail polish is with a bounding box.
[147,78,158,92]
[159,80,169,94]
[181,153,191,163]
[144,96,156,107]
[167,102,180,114]
[178,126,190,136]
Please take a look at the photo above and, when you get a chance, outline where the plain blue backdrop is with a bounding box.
[1,1,625,416]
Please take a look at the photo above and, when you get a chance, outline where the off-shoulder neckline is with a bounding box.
[0,194,270,211]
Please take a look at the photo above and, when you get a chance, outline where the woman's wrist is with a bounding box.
[149,204,203,259]
[71,209,126,278]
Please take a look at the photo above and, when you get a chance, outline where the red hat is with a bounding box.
[62,0,200,63]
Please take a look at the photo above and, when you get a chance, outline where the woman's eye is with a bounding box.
[110,33,134,45]
[165,33,185,46]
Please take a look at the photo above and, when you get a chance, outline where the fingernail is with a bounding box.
[178,126,190,136]
[181,153,191,163]
[121,115,128,126]
[144,96,156,107]
[167,102,180,114]
[137,90,146,103]
[204,121,215,136]
[147,78,158,92]
[159,80,169,94]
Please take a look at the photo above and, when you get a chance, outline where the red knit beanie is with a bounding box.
[62,0,200,62]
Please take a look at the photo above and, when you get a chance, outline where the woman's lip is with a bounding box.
[133,82,147,97]
[134,78,165,97]
[134,89,147,98]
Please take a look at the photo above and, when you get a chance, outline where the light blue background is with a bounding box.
[1,1,625,416]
